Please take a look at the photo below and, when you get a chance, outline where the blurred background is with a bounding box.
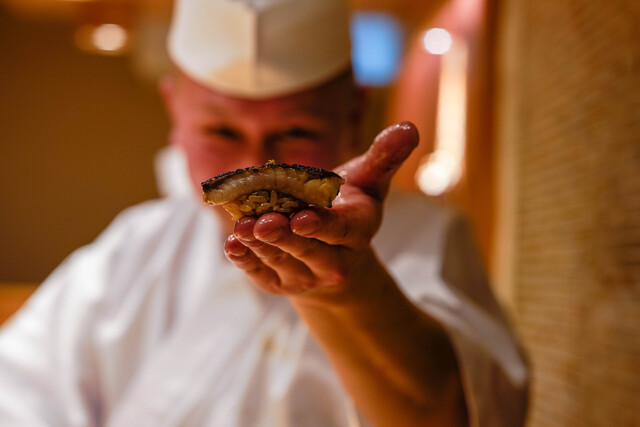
[0,0,638,425]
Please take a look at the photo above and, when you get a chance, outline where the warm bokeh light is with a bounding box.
[75,23,130,55]
[92,23,128,52]
[416,150,457,195]
[416,39,468,196]
[422,28,452,55]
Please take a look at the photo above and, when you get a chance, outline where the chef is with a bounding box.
[0,0,528,426]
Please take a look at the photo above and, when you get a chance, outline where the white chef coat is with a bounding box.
[0,152,528,427]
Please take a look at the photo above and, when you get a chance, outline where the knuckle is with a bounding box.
[293,243,316,259]
[231,254,253,267]
[265,251,289,266]
[245,262,263,274]
[243,240,264,249]
[250,273,283,295]
[323,264,350,286]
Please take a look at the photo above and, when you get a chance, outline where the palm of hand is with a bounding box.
[224,122,418,298]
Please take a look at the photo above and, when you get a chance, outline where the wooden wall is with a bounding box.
[0,7,168,282]
[495,0,640,424]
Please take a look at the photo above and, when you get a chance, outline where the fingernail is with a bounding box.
[294,220,319,236]
[258,226,283,243]
[227,244,247,257]
[236,233,256,242]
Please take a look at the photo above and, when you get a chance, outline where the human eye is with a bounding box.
[269,125,333,165]
[202,125,242,141]
[279,126,321,141]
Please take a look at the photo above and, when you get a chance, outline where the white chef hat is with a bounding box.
[168,0,352,99]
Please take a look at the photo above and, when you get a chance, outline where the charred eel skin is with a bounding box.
[201,162,345,220]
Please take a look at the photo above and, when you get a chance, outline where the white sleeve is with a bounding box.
[430,214,530,427]
[376,193,529,427]
[0,201,150,427]
[0,246,104,427]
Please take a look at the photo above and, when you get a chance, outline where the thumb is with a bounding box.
[336,121,419,201]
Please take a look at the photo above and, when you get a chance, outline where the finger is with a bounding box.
[234,215,317,293]
[289,205,374,248]
[336,121,419,201]
[253,214,351,287]
[224,234,283,294]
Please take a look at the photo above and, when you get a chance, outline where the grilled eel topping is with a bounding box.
[201,161,345,220]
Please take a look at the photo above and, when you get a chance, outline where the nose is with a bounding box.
[240,138,272,167]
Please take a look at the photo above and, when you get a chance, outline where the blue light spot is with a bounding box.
[350,12,404,86]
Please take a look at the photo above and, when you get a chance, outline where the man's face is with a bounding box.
[163,71,361,195]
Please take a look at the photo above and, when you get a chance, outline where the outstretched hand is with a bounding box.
[223,122,419,299]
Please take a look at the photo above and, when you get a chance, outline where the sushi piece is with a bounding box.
[202,161,345,220]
